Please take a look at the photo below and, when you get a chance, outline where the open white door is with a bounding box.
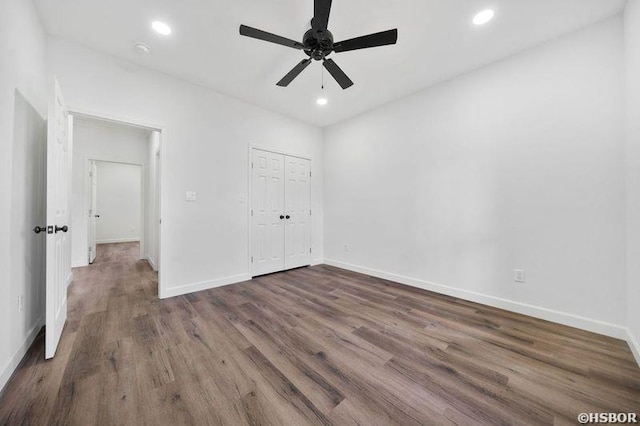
[46,77,71,359]
[88,161,98,264]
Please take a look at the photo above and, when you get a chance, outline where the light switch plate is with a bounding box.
[186,191,197,202]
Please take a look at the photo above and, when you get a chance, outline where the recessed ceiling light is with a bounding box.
[473,9,495,26]
[134,42,152,54]
[317,98,328,106]
[152,21,172,35]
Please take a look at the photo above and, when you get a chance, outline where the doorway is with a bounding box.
[87,160,143,264]
[42,79,164,359]
[70,115,161,274]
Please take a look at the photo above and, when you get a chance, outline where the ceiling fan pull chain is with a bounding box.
[321,66,324,90]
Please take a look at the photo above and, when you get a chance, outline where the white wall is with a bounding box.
[48,37,324,297]
[70,117,150,266]
[95,162,142,244]
[324,17,627,337]
[0,0,47,392]
[624,1,640,362]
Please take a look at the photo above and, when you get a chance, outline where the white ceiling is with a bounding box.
[34,0,626,127]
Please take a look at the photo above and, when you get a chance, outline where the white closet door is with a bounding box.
[284,156,311,270]
[252,150,285,276]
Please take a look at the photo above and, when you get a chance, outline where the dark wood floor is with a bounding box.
[1,242,639,425]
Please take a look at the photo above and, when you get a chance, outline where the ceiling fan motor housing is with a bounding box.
[303,29,334,60]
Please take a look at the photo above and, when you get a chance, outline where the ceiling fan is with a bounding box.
[239,0,398,89]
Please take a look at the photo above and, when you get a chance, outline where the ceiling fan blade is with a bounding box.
[277,59,312,87]
[333,29,398,53]
[312,0,332,32]
[323,59,354,89]
[239,25,305,50]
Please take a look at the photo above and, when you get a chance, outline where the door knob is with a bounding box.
[95,215,100,218]
[285,215,291,219]
[33,226,46,234]
[55,225,68,233]
[280,215,285,220]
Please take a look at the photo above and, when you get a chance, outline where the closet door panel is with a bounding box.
[252,150,285,276]
[285,156,311,270]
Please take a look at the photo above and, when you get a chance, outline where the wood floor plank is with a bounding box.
[1,242,639,425]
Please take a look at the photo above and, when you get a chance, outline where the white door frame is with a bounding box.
[88,160,98,264]
[153,148,161,272]
[69,106,166,298]
[248,145,312,277]
[86,158,145,255]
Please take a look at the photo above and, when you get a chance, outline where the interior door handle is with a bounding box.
[285,215,291,219]
[280,215,285,220]
[33,226,46,234]
[95,215,100,218]
[55,225,68,233]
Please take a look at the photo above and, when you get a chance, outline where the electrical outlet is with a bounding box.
[514,269,525,283]
[17,296,24,313]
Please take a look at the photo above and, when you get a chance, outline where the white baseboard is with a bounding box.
[627,329,640,366]
[145,255,157,271]
[311,258,325,266]
[323,259,628,340]
[97,238,140,244]
[0,315,44,394]
[161,273,252,299]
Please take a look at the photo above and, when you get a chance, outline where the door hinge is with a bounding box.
[309,248,312,253]
[251,209,254,216]
[251,162,254,169]
[251,256,254,263]
[309,171,312,178]
[310,209,312,216]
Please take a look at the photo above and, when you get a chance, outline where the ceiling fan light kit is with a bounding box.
[239,0,398,90]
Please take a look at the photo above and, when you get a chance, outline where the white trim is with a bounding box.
[323,259,629,340]
[97,238,141,244]
[68,105,164,132]
[161,273,252,299]
[627,329,640,366]
[311,258,324,266]
[72,260,88,268]
[146,255,157,272]
[0,316,44,394]
[249,144,312,160]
